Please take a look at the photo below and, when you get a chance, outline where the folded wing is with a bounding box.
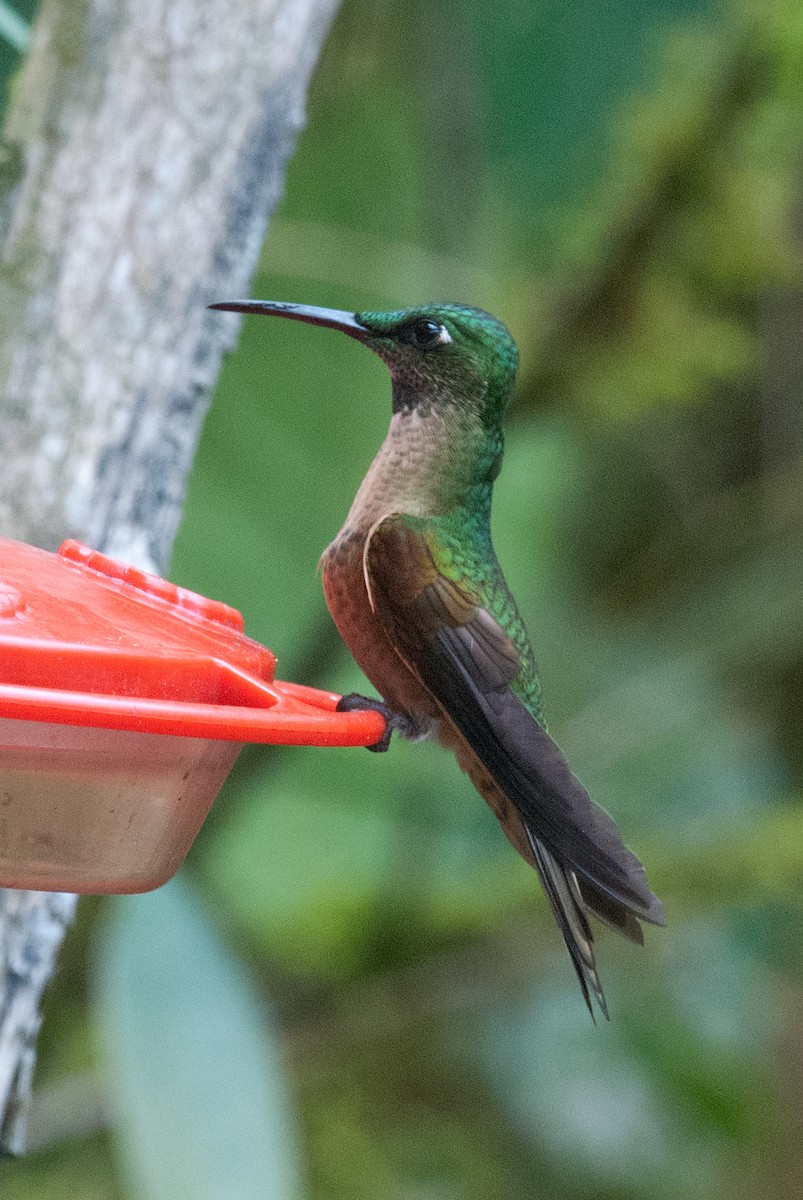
[363,514,664,935]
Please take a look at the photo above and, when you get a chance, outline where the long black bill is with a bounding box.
[209,300,369,341]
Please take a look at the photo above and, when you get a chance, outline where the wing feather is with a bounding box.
[364,514,664,929]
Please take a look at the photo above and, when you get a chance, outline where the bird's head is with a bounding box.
[209,300,519,427]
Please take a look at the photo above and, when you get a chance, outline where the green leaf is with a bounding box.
[92,876,300,1200]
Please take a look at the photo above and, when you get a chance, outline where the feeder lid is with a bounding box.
[0,537,384,747]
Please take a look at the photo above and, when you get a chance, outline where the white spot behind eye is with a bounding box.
[436,325,452,345]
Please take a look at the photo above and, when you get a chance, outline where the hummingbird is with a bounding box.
[210,298,664,1017]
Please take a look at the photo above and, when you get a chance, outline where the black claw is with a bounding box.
[336,693,395,751]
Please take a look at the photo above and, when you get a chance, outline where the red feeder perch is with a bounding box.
[0,537,385,894]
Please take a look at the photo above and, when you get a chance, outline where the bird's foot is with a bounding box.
[336,693,421,752]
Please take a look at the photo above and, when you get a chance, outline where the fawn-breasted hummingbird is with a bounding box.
[210,298,664,1017]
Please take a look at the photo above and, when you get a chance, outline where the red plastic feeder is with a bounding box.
[0,537,385,894]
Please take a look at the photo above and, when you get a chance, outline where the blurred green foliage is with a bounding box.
[6,0,803,1196]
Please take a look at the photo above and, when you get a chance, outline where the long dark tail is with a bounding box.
[525,826,609,1020]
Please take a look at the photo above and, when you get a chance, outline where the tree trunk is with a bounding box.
[0,0,339,1152]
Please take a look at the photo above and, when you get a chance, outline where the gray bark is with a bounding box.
[0,0,339,1152]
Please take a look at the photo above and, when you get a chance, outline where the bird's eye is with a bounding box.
[400,319,452,349]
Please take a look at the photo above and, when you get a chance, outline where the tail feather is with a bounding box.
[525,825,608,1021]
[578,878,644,946]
